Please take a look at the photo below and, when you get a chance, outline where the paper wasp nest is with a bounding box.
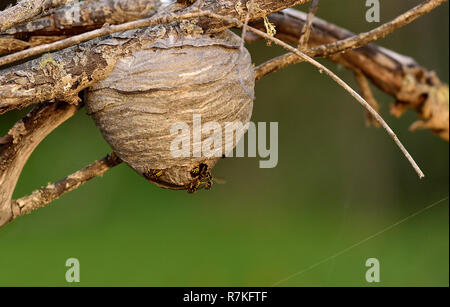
[86,29,255,192]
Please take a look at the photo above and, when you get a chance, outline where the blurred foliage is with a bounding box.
[0,0,448,286]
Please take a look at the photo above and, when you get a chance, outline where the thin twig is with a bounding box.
[240,0,253,50]
[11,153,122,221]
[313,0,447,57]
[252,8,449,141]
[298,0,318,49]
[245,24,425,178]
[255,0,447,80]
[354,70,381,127]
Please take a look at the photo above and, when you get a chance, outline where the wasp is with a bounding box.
[187,163,213,193]
[177,0,196,4]
[144,167,164,181]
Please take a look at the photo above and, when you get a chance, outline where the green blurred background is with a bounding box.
[0,0,448,286]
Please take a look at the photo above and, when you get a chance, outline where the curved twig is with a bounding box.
[252,7,449,141]
[298,0,318,49]
[354,69,381,127]
[255,0,447,79]
[0,101,79,227]
[245,24,424,179]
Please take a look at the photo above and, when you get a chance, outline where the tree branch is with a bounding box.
[255,0,447,78]
[354,69,381,127]
[0,0,310,67]
[0,100,79,227]
[0,10,216,67]
[298,0,318,49]
[0,0,162,56]
[252,4,449,140]
[3,0,161,36]
[0,0,70,33]
[195,0,310,32]
[245,24,424,178]
[0,38,116,113]
[3,0,310,36]
[10,152,122,225]
[0,0,311,114]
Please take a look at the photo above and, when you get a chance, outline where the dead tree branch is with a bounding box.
[298,0,318,49]
[0,10,217,67]
[255,0,447,77]
[252,4,449,140]
[195,0,310,31]
[0,0,162,56]
[0,0,310,67]
[0,0,70,33]
[0,0,309,55]
[245,24,425,178]
[9,152,122,226]
[3,0,160,36]
[0,100,79,226]
[3,0,310,36]
[354,70,381,127]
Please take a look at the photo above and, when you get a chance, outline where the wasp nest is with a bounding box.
[86,29,255,192]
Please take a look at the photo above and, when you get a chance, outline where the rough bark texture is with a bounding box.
[2,0,310,37]
[3,0,162,36]
[0,0,70,33]
[0,38,117,112]
[0,0,164,56]
[0,0,308,58]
